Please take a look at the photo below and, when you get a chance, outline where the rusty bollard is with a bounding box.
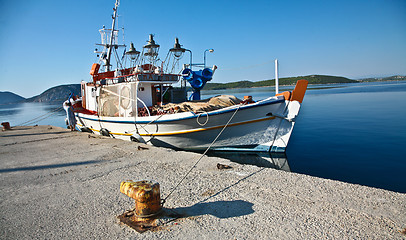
[120,180,162,218]
[1,122,11,131]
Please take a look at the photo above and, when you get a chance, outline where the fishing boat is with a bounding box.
[72,0,308,153]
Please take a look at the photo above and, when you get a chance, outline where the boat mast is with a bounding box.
[105,0,120,72]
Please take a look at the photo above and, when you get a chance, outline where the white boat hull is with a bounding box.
[76,94,303,152]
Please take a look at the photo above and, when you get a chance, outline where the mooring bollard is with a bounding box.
[1,122,11,131]
[120,180,161,218]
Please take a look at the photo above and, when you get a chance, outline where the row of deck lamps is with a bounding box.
[125,35,214,69]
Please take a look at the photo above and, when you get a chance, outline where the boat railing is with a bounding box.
[94,72,180,85]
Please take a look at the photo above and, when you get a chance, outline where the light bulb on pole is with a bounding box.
[204,49,214,68]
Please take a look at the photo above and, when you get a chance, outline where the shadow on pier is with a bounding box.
[0,160,103,173]
[0,130,69,138]
[206,151,290,171]
[170,200,254,219]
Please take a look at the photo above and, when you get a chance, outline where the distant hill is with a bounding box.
[205,75,358,90]
[0,91,26,105]
[358,75,406,82]
[4,74,404,104]
[26,84,81,103]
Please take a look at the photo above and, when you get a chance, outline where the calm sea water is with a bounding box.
[203,81,406,193]
[1,81,405,193]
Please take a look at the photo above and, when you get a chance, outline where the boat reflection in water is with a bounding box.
[205,151,290,172]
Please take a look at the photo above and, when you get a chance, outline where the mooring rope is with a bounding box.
[162,104,241,205]
[15,106,64,127]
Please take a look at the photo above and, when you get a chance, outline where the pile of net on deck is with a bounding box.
[97,85,243,117]
[140,95,242,116]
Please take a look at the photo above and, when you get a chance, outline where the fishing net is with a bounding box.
[158,95,242,113]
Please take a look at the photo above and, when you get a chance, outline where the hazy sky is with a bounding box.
[1,0,405,98]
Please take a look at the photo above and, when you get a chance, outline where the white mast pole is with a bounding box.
[275,59,279,94]
[106,0,120,72]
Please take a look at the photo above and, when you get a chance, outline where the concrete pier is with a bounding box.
[1,125,405,239]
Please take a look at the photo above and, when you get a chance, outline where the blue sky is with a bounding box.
[1,0,405,98]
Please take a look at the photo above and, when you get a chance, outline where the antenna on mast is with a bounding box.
[95,0,125,72]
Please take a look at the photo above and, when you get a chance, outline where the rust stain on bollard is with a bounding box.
[118,180,162,233]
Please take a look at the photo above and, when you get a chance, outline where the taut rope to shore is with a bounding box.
[14,106,64,127]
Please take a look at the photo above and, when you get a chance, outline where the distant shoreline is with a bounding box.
[203,79,406,92]
[203,75,406,91]
[1,76,404,105]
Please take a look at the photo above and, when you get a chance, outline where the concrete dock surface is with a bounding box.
[1,125,405,239]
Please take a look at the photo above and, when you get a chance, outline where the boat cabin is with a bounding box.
[81,63,187,117]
